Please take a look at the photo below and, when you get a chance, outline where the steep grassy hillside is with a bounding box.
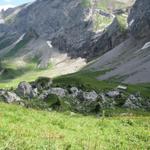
[0,102,149,150]
[53,70,150,98]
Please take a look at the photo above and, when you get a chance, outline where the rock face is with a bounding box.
[12,0,91,39]
[128,0,150,38]
[0,0,130,61]
[1,0,93,59]
[65,17,128,59]
[87,0,150,84]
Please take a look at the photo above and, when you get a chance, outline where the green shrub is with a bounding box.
[44,94,60,107]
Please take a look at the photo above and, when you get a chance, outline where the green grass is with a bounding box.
[0,102,149,150]
[127,83,150,98]
[96,0,132,12]
[53,70,150,98]
[93,14,112,31]
[116,15,128,33]
[53,70,118,92]
[81,0,131,10]
[0,58,53,88]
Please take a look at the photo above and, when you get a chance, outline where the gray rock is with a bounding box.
[0,91,22,103]
[38,87,67,100]
[38,90,51,100]
[16,81,36,98]
[70,87,79,98]
[99,93,116,109]
[69,90,99,113]
[123,98,139,109]
[123,94,142,109]
[82,91,98,101]
[106,90,120,98]
[50,88,67,97]
[32,88,38,97]
[0,90,5,95]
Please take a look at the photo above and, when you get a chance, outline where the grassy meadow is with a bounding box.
[0,102,149,150]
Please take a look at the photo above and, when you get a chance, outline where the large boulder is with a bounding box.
[69,87,80,98]
[82,91,98,101]
[50,88,67,97]
[16,81,37,98]
[0,90,22,103]
[99,93,116,109]
[123,94,142,109]
[38,87,67,108]
[69,90,99,113]
[39,88,67,100]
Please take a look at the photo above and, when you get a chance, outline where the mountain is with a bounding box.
[0,0,135,84]
[0,0,150,84]
[87,0,150,84]
[0,0,133,59]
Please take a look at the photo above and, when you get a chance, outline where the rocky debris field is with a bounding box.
[0,77,150,113]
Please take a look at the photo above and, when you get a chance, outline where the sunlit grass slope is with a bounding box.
[53,71,150,98]
[0,102,149,150]
[0,58,52,88]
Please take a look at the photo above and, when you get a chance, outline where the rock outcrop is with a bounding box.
[1,78,150,113]
[0,0,131,61]
[87,0,150,84]
[16,81,37,98]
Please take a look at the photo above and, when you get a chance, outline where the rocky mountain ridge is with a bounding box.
[0,0,132,60]
[87,0,150,83]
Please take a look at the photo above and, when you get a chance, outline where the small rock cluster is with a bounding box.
[0,77,150,113]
